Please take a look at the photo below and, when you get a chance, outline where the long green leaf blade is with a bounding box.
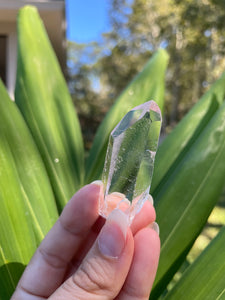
[0,81,58,298]
[0,79,58,242]
[15,6,84,210]
[151,100,225,299]
[151,71,225,194]
[0,144,35,299]
[85,49,169,183]
[164,225,225,300]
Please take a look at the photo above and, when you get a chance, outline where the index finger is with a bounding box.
[12,182,102,299]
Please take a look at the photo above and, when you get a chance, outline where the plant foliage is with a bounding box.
[0,5,225,300]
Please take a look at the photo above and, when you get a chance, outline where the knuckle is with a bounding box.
[72,258,114,296]
[38,246,66,269]
[121,284,150,300]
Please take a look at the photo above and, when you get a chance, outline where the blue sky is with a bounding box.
[65,0,111,43]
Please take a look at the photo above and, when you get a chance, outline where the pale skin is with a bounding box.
[12,182,160,300]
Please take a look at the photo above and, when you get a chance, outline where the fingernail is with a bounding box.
[98,209,129,258]
[91,181,104,214]
[149,222,160,235]
[91,180,103,187]
[110,192,126,199]
[147,194,154,206]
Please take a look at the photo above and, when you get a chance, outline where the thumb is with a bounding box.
[50,209,134,300]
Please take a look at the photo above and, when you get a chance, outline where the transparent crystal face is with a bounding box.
[100,100,162,224]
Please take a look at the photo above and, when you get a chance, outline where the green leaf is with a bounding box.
[0,80,58,298]
[150,100,225,299]
[0,262,26,300]
[164,224,225,300]
[151,71,225,194]
[15,6,84,211]
[0,138,35,299]
[85,49,169,183]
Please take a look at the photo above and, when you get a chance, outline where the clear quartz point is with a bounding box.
[100,100,162,224]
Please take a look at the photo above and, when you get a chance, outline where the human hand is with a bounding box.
[12,182,160,300]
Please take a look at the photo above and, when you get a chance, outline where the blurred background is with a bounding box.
[1,0,225,150]
[66,0,225,150]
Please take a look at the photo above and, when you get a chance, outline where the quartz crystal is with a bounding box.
[100,100,162,224]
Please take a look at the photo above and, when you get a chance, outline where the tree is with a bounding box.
[68,0,225,147]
